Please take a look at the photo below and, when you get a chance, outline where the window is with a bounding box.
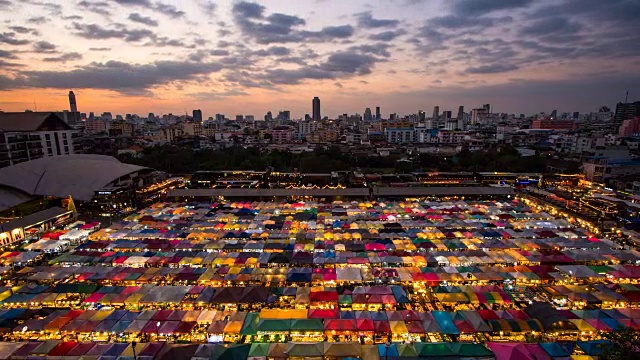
[46,141,51,147]
[62,133,67,139]
[64,146,69,153]
[47,148,52,154]
[45,134,50,140]
[63,140,68,145]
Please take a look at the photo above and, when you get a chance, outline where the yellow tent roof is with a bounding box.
[259,309,308,320]
[389,321,408,334]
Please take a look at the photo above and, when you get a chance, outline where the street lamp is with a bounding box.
[132,341,137,360]
[385,342,390,360]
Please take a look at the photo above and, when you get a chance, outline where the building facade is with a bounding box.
[0,112,77,168]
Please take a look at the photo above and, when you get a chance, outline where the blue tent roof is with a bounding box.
[377,344,399,357]
[432,311,460,335]
[539,342,573,357]
[391,286,410,303]
[577,340,611,356]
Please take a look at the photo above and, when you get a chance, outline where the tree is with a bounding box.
[600,328,640,360]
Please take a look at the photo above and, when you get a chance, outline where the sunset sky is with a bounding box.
[1,0,640,118]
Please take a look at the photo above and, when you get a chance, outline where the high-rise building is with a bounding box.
[550,109,558,119]
[235,115,244,121]
[69,91,77,113]
[619,117,640,137]
[442,111,452,120]
[215,114,225,122]
[265,111,273,121]
[432,106,440,120]
[375,106,381,121]
[614,101,640,123]
[148,113,155,122]
[278,111,291,121]
[471,108,488,124]
[483,104,491,113]
[67,90,80,125]
[0,112,77,167]
[312,97,321,121]
[572,112,580,119]
[192,109,203,123]
[364,108,373,121]
[418,111,426,122]
[457,106,464,120]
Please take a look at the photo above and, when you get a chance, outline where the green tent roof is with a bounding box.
[290,319,324,332]
[240,313,259,335]
[256,319,291,332]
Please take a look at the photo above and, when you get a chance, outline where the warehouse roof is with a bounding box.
[0,155,151,201]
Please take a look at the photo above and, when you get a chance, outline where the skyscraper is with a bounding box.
[193,109,203,123]
[614,101,640,123]
[364,108,373,121]
[418,111,426,122]
[278,110,291,121]
[457,106,464,120]
[312,97,321,121]
[148,113,155,122]
[432,106,440,120]
[375,106,381,121]
[67,90,80,124]
[442,111,452,120]
[69,91,77,113]
[483,104,491,113]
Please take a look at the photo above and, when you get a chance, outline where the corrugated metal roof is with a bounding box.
[0,207,70,232]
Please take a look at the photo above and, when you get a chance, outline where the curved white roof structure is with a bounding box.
[0,155,151,202]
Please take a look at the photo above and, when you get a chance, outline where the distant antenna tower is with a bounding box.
[33,101,37,112]
[625,90,629,103]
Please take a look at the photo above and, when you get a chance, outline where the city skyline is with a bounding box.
[1,0,640,116]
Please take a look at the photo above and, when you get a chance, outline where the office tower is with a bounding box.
[483,104,491,113]
[69,91,77,113]
[312,97,321,121]
[245,115,255,121]
[418,111,426,122]
[305,114,311,121]
[278,111,291,121]
[236,115,244,121]
[442,111,452,120]
[67,90,80,124]
[572,112,580,119]
[265,111,273,121]
[88,112,94,121]
[375,106,381,121]
[457,106,464,120]
[364,108,373,121]
[550,109,558,119]
[432,106,440,120]
[614,101,640,123]
[215,114,225,122]
[193,109,203,123]
[148,113,155,121]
